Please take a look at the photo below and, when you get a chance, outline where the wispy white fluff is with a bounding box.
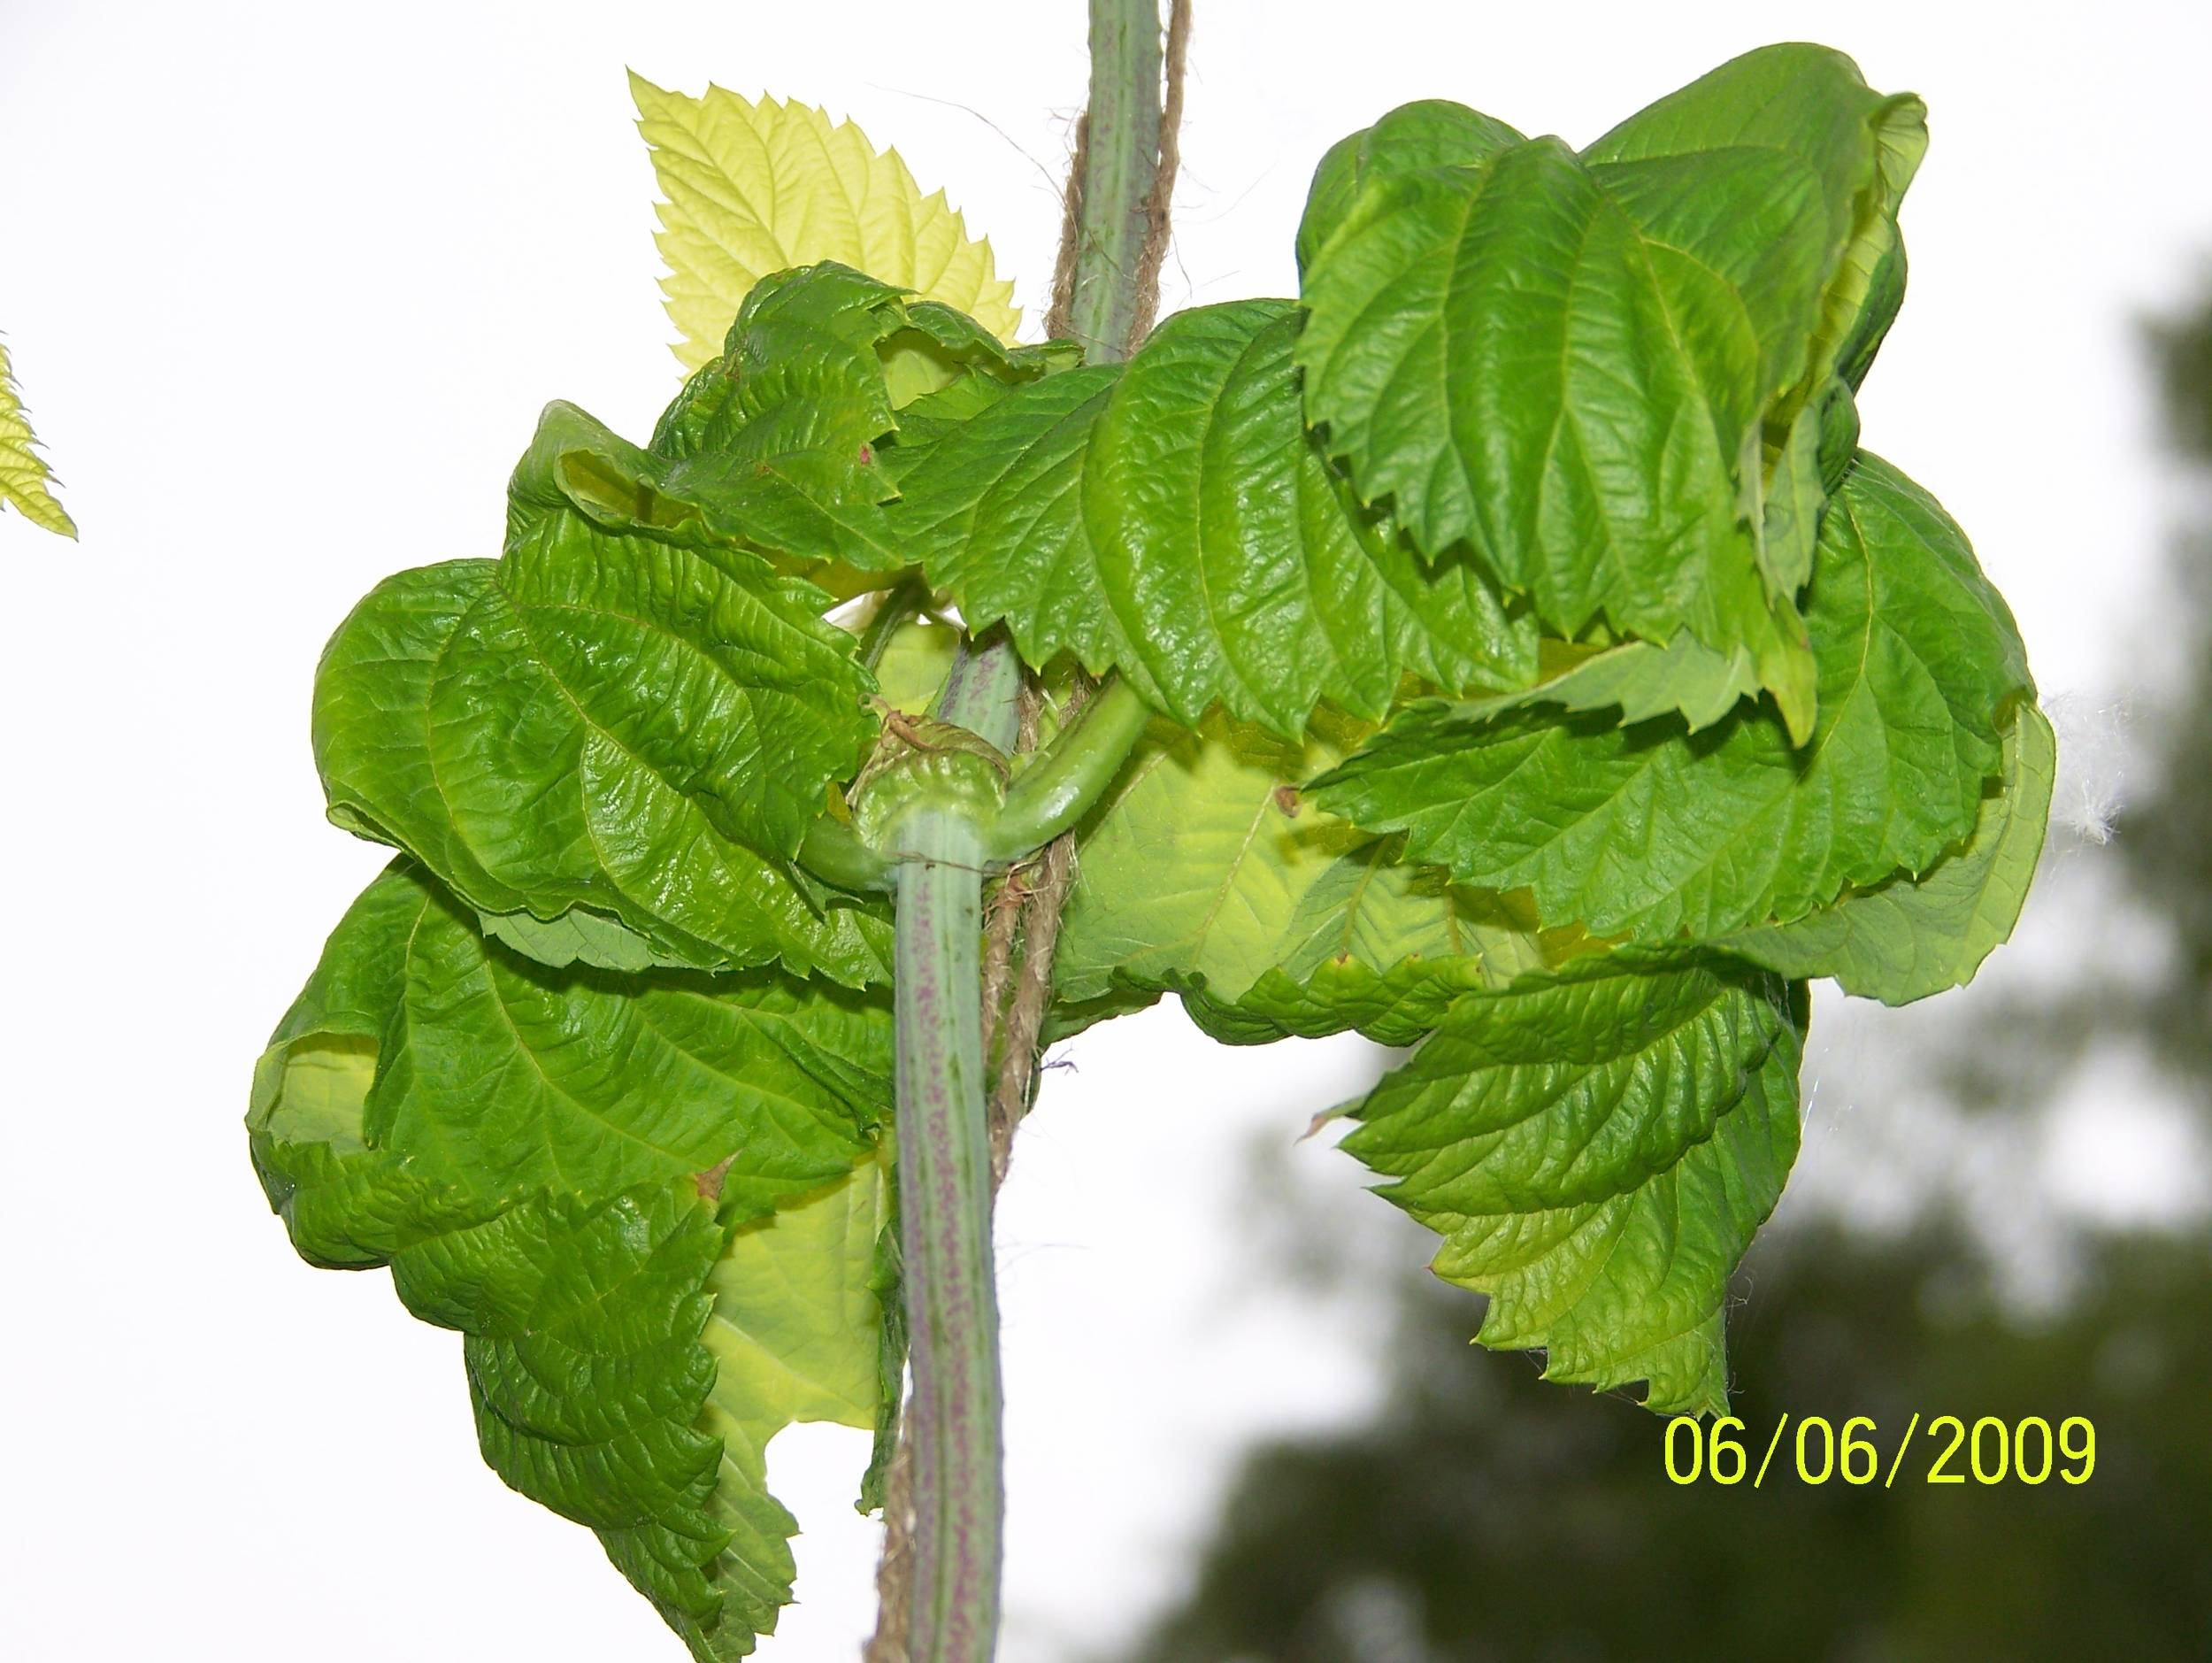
[2041,689,2130,846]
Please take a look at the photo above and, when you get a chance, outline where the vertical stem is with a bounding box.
[893,811,997,1660]
[877,0,1187,1642]
[888,636,1022,1662]
[1053,0,1169,361]
[933,635,1025,754]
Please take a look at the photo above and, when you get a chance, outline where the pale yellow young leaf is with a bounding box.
[631,73,1023,372]
[0,340,74,537]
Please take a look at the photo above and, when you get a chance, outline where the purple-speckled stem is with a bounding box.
[892,636,1020,1659]
[887,0,1175,1628]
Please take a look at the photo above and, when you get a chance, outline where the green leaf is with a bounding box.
[691,1151,893,1648]
[1053,713,1548,1023]
[1179,882,1575,1049]
[867,613,962,715]
[1295,46,1927,736]
[629,73,1021,375]
[640,265,927,584]
[575,256,920,579]
[1340,955,1804,1415]
[389,1162,894,1662]
[1311,453,2033,943]
[1457,633,1760,735]
[623,266,1067,594]
[389,1184,739,1651]
[0,339,73,536]
[250,864,899,1659]
[1580,44,1925,440]
[311,519,889,982]
[1055,712,1376,1007]
[248,863,482,1267]
[874,333,1083,480]
[1298,131,1815,733]
[1717,702,2055,1004]
[1585,47,1924,602]
[1296,99,1525,275]
[887,299,1079,408]
[247,862,893,1259]
[893,299,1534,735]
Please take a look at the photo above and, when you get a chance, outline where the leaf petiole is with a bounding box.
[797,813,894,893]
[856,577,934,673]
[986,676,1151,859]
[803,672,1149,896]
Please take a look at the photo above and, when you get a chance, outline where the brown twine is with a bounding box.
[987,678,1093,1186]
[989,835,1079,1185]
[861,1444,915,1663]
[1042,112,1090,344]
[1127,0,1191,345]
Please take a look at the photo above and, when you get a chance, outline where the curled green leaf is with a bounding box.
[249,862,900,1659]
[311,519,888,982]
[1296,45,1929,736]
[1717,702,2056,1004]
[1312,453,2034,945]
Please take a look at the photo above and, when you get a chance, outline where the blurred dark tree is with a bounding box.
[2124,283,2212,1077]
[1125,286,2212,1663]
[1129,1232,2212,1662]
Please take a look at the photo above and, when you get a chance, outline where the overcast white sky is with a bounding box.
[4,2,2209,1659]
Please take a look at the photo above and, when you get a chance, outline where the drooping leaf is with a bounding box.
[600,263,910,583]
[248,862,483,1268]
[1295,45,1927,736]
[1717,702,2055,1004]
[247,862,893,1260]
[389,1164,894,1662]
[875,330,1084,473]
[893,299,1535,735]
[1457,633,1760,735]
[249,863,899,1659]
[1340,955,1804,1415]
[1311,453,2033,944]
[1179,954,1491,1050]
[630,73,1020,375]
[0,339,73,536]
[1586,50,1923,604]
[1580,44,1925,468]
[691,1151,893,1647]
[884,297,1078,408]
[311,512,888,982]
[388,1185,740,1653]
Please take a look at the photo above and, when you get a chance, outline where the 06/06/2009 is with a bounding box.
[1664,1413,2096,1489]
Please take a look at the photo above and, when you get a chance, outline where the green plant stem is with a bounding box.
[891,813,997,1661]
[796,814,891,893]
[882,0,1177,1644]
[857,577,932,673]
[986,677,1152,858]
[889,635,1021,1662]
[1061,0,1166,358]
[934,635,1025,755]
